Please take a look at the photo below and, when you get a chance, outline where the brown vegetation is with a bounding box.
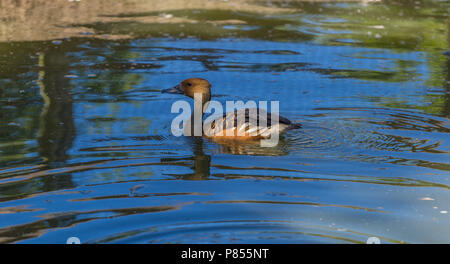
[0,0,367,42]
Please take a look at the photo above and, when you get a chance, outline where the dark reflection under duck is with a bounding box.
[160,134,290,181]
[206,136,290,156]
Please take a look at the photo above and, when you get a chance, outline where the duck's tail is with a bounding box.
[287,123,302,129]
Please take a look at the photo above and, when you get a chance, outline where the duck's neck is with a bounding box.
[189,93,210,136]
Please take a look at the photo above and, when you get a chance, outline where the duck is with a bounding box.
[162,78,301,141]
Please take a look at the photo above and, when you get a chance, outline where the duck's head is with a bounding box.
[162,78,212,103]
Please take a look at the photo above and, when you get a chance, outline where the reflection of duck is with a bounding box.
[162,78,301,141]
[212,138,289,156]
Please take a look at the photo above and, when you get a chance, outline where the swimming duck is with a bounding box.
[162,78,301,140]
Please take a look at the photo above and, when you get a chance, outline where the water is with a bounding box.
[0,0,449,243]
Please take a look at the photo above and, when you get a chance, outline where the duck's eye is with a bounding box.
[186,82,192,87]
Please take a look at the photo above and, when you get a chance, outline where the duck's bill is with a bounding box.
[161,84,183,94]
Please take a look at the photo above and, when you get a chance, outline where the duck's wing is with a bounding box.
[246,108,293,127]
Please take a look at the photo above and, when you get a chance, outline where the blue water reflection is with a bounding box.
[0,0,449,243]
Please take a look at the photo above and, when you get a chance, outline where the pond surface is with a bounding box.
[0,0,449,243]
